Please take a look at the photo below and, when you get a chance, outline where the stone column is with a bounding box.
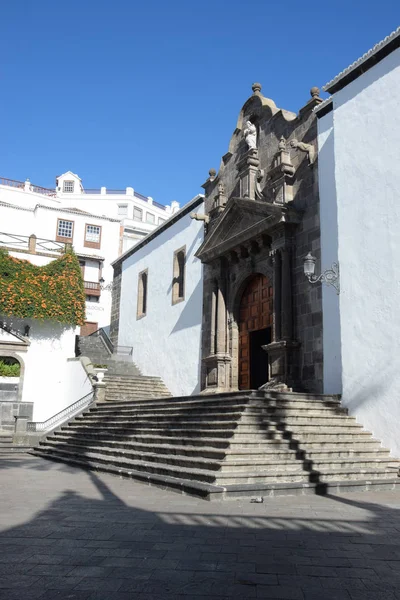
[210,282,217,355]
[271,250,282,342]
[216,284,227,354]
[281,247,293,339]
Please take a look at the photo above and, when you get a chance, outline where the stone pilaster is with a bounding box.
[238,149,260,200]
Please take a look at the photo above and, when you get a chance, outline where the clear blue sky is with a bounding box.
[1,1,399,206]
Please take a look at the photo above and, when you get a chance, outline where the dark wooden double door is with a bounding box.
[239,274,273,390]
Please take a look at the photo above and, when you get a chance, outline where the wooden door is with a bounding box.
[239,274,273,389]
[80,321,98,336]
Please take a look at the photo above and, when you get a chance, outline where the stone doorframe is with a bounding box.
[0,348,26,402]
[200,231,300,393]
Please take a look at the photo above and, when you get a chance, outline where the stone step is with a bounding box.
[303,447,391,459]
[50,433,299,460]
[0,445,32,453]
[30,450,223,499]
[59,430,234,448]
[65,424,242,439]
[83,411,244,422]
[75,418,243,430]
[91,404,249,416]
[94,398,251,411]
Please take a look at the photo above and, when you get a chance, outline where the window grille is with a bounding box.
[85,225,101,243]
[57,219,73,238]
[63,180,74,193]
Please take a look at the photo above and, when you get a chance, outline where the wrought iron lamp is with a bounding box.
[303,252,340,294]
[99,277,113,292]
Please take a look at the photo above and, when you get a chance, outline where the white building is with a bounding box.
[317,27,400,455]
[56,171,180,253]
[110,194,204,396]
[0,193,121,334]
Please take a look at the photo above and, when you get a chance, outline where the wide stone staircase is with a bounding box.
[103,375,171,401]
[32,391,400,499]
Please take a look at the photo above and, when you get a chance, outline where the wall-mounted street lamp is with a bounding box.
[303,252,340,294]
[99,277,114,292]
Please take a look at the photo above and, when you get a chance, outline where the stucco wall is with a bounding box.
[317,110,342,394]
[117,205,204,396]
[0,317,92,422]
[332,47,400,455]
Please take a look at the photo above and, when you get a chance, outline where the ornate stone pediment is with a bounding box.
[195,197,300,263]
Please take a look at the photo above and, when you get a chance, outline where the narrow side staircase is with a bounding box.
[32,391,400,499]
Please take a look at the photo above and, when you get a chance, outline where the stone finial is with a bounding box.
[252,82,262,94]
[278,136,286,151]
[209,168,216,179]
[310,86,320,98]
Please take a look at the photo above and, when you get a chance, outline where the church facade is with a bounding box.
[196,83,324,394]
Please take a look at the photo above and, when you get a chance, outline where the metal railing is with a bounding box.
[0,177,24,189]
[88,327,114,355]
[27,391,94,433]
[115,345,133,356]
[0,232,67,254]
[0,176,56,197]
[31,184,57,197]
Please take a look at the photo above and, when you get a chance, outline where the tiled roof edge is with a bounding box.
[324,26,400,94]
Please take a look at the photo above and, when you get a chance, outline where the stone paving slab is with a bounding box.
[1,454,400,599]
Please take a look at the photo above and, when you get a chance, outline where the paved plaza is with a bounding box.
[1,455,400,599]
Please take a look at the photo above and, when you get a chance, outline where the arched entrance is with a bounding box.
[238,273,273,389]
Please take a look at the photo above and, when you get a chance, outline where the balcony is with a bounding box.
[84,281,101,296]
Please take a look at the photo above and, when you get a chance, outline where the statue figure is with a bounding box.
[290,139,315,165]
[244,121,257,150]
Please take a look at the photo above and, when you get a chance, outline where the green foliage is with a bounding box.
[0,248,86,325]
[0,359,20,377]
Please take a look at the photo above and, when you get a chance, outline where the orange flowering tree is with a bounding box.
[0,248,86,326]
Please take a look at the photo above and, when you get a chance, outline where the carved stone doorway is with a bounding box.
[238,274,273,390]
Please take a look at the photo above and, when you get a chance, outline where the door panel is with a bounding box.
[238,274,273,390]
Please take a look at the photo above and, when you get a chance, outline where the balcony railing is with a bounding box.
[0,177,24,190]
[0,176,56,197]
[84,281,101,296]
[0,232,68,254]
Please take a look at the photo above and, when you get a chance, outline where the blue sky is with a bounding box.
[1,1,399,206]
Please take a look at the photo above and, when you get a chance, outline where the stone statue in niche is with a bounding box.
[243,121,257,150]
[290,139,315,165]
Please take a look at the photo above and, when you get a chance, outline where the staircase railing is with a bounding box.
[27,391,94,433]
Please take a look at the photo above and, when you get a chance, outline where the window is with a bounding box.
[84,224,102,249]
[56,219,74,241]
[146,212,155,224]
[86,295,99,303]
[172,247,185,304]
[63,180,74,193]
[133,207,142,221]
[137,269,148,318]
[158,217,166,225]
[118,204,128,216]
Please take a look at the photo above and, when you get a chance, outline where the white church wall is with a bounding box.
[333,46,400,455]
[317,109,342,395]
[117,200,204,396]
